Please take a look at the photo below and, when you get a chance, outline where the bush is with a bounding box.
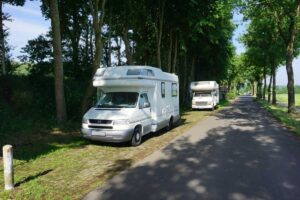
[227,91,237,100]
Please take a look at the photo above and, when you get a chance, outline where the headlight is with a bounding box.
[192,101,196,105]
[207,102,212,105]
[114,119,129,125]
[82,117,88,124]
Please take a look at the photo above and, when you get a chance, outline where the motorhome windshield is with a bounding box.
[96,92,138,108]
[194,92,211,97]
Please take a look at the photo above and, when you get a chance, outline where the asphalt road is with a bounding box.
[83,96,300,200]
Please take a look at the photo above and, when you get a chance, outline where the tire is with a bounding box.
[166,117,174,131]
[211,105,215,111]
[131,127,142,146]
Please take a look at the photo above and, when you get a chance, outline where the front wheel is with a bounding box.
[166,117,174,131]
[211,105,215,111]
[131,127,142,146]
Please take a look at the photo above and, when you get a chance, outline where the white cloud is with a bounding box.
[3,4,42,17]
[4,18,50,57]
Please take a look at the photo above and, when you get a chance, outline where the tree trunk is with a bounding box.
[48,0,67,123]
[272,65,277,105]
[257,79,262,99]
[167,31,173,72]
[286,44,295,112]
[171,34,178,73]
[267,74,272,103]
[82,0,106,114]
[252,81,255,96]
[122,26,133,65]
[89,20,94,64]
[107,9,112,66]
[183,54,189,104]
[116,37,121,65]
[188,56,196,103]
[84,20,90,65]
[263,66,267,100]
[156,0,165,68]
[0,0,6,75]
[284,2,300,113]
[70,13,81,68]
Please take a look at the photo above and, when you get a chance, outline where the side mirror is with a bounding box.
[144,102,150,108]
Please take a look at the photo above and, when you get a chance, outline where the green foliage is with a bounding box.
[0,75,86,136]
[227,91,237,100]
[20,35,52,64]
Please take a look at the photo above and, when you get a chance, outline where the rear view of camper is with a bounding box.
[190,81,219,111]
[81,66,180,146]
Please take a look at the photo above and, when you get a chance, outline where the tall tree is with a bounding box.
[81,0,106,114]
[47,0,67,123]
[0,0,25,75]
[243,0,300,112]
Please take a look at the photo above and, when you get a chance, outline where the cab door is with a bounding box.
[138,93,152,135]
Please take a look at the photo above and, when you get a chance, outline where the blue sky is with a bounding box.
[232,12,300,85]
[3,2,300,85]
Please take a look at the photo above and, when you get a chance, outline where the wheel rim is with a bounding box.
[135,129,141,141]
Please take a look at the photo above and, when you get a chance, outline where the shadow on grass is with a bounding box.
[15,169,53,187]
[260,101,300,136]
[99,159,133,181]
[0,125,87,162]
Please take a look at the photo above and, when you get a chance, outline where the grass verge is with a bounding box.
[0,103,230,200]
[259,100,300,136]
[276,93,300,107]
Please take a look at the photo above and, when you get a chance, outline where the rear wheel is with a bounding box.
[131,127,142,146]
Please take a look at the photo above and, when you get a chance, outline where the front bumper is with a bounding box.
[192,105,213,109]
[81,127,134,143]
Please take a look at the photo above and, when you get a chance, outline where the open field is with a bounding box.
[0,100,230,199]
[260,101,300,136]
[276,93,300,107]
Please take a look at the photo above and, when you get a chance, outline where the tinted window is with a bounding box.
[127,69,154,76]
[127,69,140,75]
[139,93,150,108]
[161,82,165,98]
[96,92,138,108]
[172,83,177,97]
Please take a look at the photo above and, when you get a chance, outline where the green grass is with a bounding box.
[219,99,230,107]
[0,102,231,200]
[276,93,300,107]
[260,101,300,136]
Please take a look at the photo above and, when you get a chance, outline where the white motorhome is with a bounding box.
[190,81,219,110]
[81,66,180,146]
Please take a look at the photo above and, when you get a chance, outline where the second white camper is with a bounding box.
[190,81,219,110]
[81,66,180,146]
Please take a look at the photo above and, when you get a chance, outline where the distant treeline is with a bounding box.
[276,86,300,94]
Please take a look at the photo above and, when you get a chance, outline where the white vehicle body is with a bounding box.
[190,81,219,110]
[81,66,180,144]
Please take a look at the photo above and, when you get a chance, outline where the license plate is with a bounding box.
[92,130,106,136]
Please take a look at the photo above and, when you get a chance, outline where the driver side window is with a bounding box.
[139,93,150,109]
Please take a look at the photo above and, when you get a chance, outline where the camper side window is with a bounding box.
[161,82,165,98]
[139,94,150,109]
[172,83,177,97]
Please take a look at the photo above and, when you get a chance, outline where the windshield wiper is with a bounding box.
[96,104,124,108]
